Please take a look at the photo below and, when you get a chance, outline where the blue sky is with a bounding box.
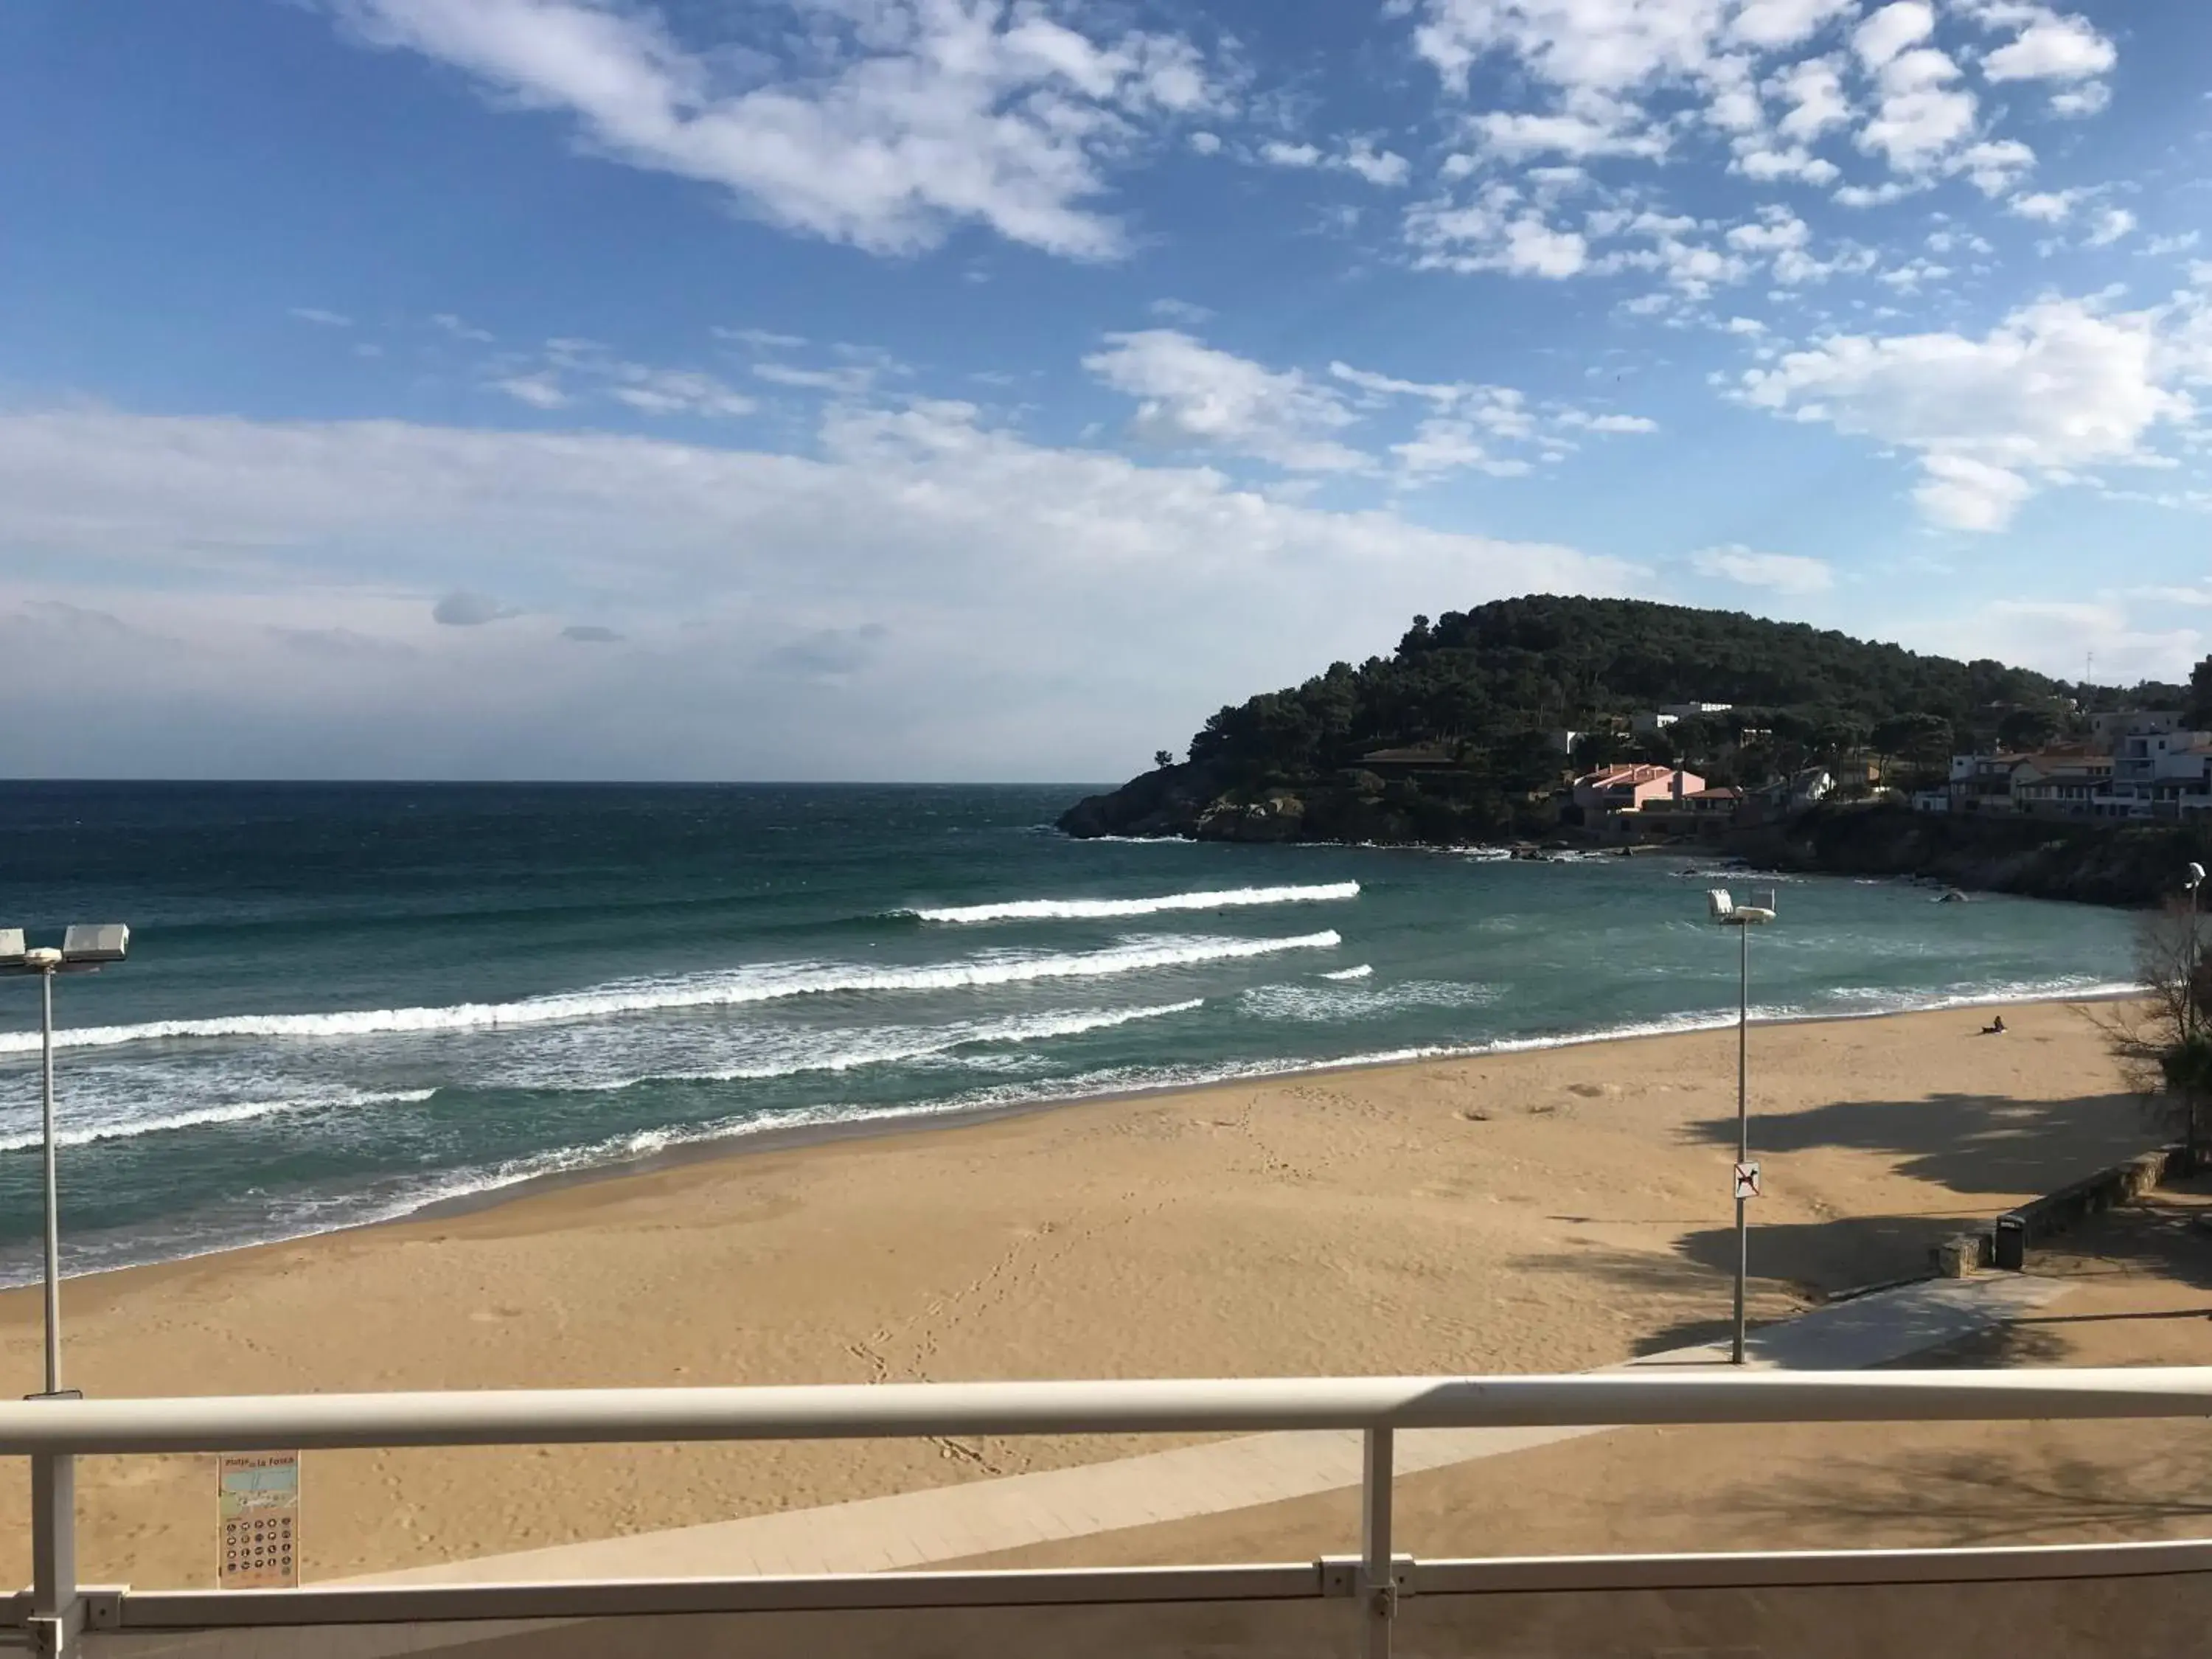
[3,0,2209,779]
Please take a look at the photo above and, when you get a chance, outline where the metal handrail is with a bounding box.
[4,1366,2211,1453]
[15,1366,2212,1658]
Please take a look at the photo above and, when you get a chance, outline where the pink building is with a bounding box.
[1572,764,1708,815]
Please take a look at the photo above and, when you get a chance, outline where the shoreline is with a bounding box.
[0,991,2157,1585]
[22,978,2140,1294]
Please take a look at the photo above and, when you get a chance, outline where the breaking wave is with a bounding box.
[904,882,1360,924]
[0,934,1339,1054]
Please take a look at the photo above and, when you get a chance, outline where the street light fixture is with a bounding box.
[1,925,129,1399]
[2186,865,2205,1042]
[1707,888,1775,1366]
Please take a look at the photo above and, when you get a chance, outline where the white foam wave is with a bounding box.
[0,970,2137,1288]
[563,999,1207,1091]
[1321,964,1374,981]
[0,1088,436,1153]
[906,882,1360,924]
[0,934,1337,1054]
[1242,980,1501,1023]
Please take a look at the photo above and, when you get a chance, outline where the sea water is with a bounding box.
[0,782,2136,1281]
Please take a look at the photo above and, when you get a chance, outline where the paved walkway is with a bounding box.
[351,1274,2065,1587]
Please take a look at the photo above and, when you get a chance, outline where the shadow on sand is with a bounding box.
[1683,1088,2158,1199]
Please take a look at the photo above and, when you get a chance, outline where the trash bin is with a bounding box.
[1994,1212,2028,1272]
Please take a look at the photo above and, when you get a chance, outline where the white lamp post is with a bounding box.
[1707,888,1775,1366]
[2187,864,2205,1042]
[0,925,129,1399]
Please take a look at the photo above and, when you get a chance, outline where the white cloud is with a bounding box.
[2145,233,2203,258]
[1833,179,1920,206]
[1340,138,1413,187]
[1188,130,1223,155]
[1564,411,1660,433]
[1691,544,1835,593]
[1726,206,1810,254]
[1909,598,2200,687]
[493,372,570,409]
[1324,361,1655,477]
[0,402,1641,777]
[2049,81,2110,117]
[1083,331,1368,473]
[2008,187,2080,222]
[1734,145,1841,184]
[752,361,874,394]
[1851,1,1935,70]
[1912,453,2034,530]
[1405,187,1591,277]
[1500,215,1590,276]
[498,342,757,417]
[1736,296,2194,530]
[1877,256,1951,289]
[609,366,757,417]
[1770,54,1851,141]
[1411,0,1736,97]
[1405,0,2101,269]
[717,327,806,350]
[1729,0,1856,51]
[1149,298,1215,324]
[1329,364,1468,406]
[1950,138,2034,196]
[432,313,495,343]
[1857,45,1978,173]
[1392,417,1534,480]
[289,307,354,327]
[329,0,1222,260]
[1258,134,1412,187]
[1982,13,2115,82]
[1467,109,1667,161]
[2084,206,2136,248]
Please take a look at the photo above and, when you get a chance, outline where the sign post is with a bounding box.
[218,1452,299,1589]
[1733,1161,1761,1201]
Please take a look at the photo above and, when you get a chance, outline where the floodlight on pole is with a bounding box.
[1707,888,1775,1367]
[1,925,130,1400]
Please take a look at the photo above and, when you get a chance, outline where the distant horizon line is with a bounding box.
[0,777,1117,790]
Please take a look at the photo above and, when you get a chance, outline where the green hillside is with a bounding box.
[1060,595,2177,845]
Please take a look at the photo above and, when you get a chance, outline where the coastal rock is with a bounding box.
[1728,804,2212,908]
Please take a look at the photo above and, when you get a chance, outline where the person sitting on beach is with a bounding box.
[1982,1015,2006,1035]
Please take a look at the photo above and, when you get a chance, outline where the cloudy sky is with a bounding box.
[5,0,2210,779]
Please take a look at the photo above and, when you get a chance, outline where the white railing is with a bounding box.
[9,1366,2212,1657]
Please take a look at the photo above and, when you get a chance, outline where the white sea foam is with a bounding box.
[0,1088,436,1153]
[905,882,1359,924]
[0,970,2138,1288]
[1242,980,1501,1023]
[554,999,1208,1091]
[0,934,1338,1054]
[1320,964,1374,981]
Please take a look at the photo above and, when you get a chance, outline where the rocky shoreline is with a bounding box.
[1058,771,2212,908]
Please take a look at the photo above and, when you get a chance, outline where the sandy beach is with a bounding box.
[0,998,2163,1587]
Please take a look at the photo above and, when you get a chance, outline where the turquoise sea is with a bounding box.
[0,782,2137,1281]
